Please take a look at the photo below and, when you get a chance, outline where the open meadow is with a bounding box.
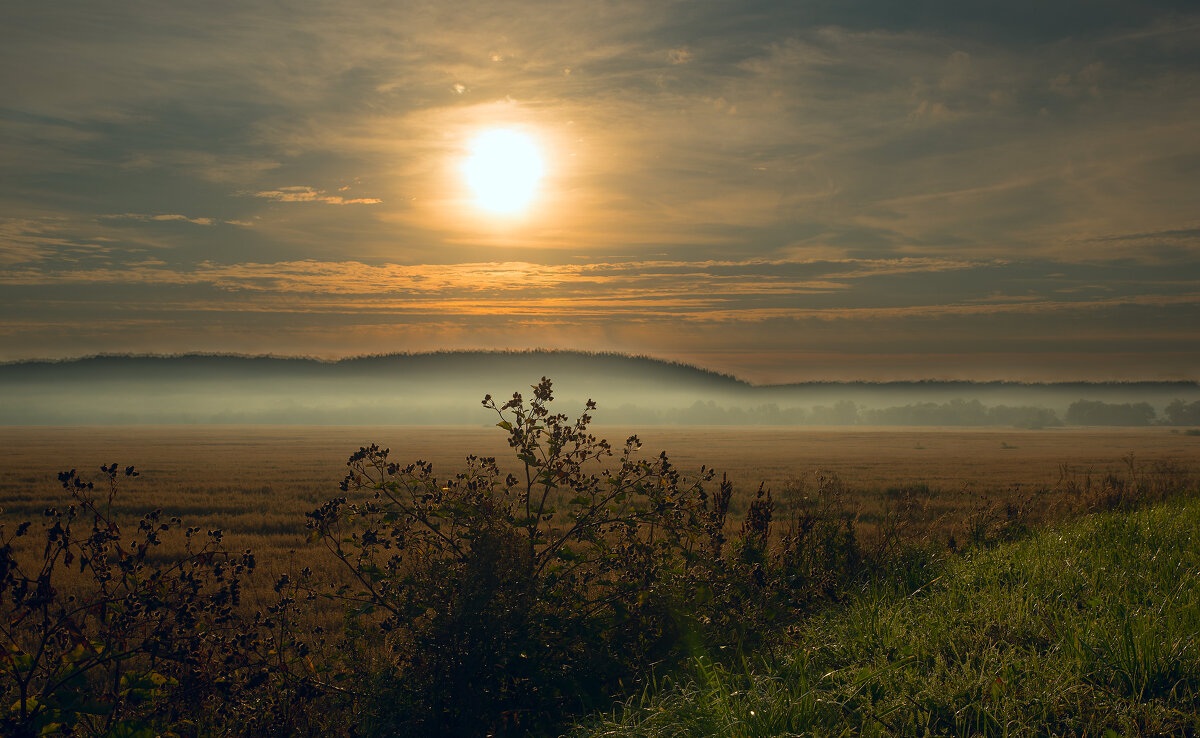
[3,420,1199,735]
[2,424,1197,577]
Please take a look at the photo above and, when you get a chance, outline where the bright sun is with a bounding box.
[462,129,545,215]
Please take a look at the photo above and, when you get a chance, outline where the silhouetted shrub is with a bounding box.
[679,472,864,649]
[0,380,868,737]
[0,466,329,737]
[307,379,729,735]
[306,378,868,736]
[27,378,1193,736]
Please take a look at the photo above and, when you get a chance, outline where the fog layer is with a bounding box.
[2,352,1198,426]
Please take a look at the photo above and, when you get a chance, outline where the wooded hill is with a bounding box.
[2,351,1198,425]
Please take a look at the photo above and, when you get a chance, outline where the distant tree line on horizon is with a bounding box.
[3,386,1200,427]
[612,398,1200,428]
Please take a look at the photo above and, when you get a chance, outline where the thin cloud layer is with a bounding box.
[104,213,216,226]
[1,1,1198,379]
[253,187,382,205]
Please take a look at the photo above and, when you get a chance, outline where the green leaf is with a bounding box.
[556,546,578,561]
[106,721,159,738]
[76,699,116,716]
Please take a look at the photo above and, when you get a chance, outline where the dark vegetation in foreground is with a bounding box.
[577,497,1200,737]
[1,379,1197,737]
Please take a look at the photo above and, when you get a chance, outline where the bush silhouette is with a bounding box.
[307,378,734,734]
[303,377,872,735]
[0,465,332,737]
[2,377,873,737]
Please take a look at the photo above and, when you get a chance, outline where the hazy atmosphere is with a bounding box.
[5,4,1200,736]
[4,1,1200,381]
[3,351,1200,425]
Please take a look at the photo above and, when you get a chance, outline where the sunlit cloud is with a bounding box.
[4,256,1196,337]
[2,1,1200,378]
[666,47,692,65]
[103,213,215,226]
[0,216,136,264]
[0,218,75,264]
[0,257,980,293]
[253,186,382,205]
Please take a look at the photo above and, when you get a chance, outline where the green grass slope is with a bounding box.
[575,500,1200,737]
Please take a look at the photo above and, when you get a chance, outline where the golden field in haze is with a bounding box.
[2,423,1199,734]
[2,425,1197,576]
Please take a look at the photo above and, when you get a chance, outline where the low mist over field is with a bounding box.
[5,1,1200,733]
[3,350,1198,426]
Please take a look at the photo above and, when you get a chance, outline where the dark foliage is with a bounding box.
[18,378,1187,736]
[306,379,717,733]
[301,378,868,736]
[0,466,329,737]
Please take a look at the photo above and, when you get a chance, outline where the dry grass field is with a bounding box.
[1,424,1197,590]
[0,422,1195,734]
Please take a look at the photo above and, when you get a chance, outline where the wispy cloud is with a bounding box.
[0,257,979,294]
[0,218,76,264]
[4,256,1195,335]
[104,213,216,226]
[0,216,129,264]
[3,1,1200,377]
[253,186,382,205]
[1087,227,1200,243]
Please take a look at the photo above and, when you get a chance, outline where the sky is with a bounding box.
[2,0,1199,383]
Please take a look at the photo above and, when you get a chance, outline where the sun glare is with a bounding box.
[462,129,545,215]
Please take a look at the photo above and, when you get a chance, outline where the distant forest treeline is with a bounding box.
[615,398,1200,428]
[1,351,1199,426]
